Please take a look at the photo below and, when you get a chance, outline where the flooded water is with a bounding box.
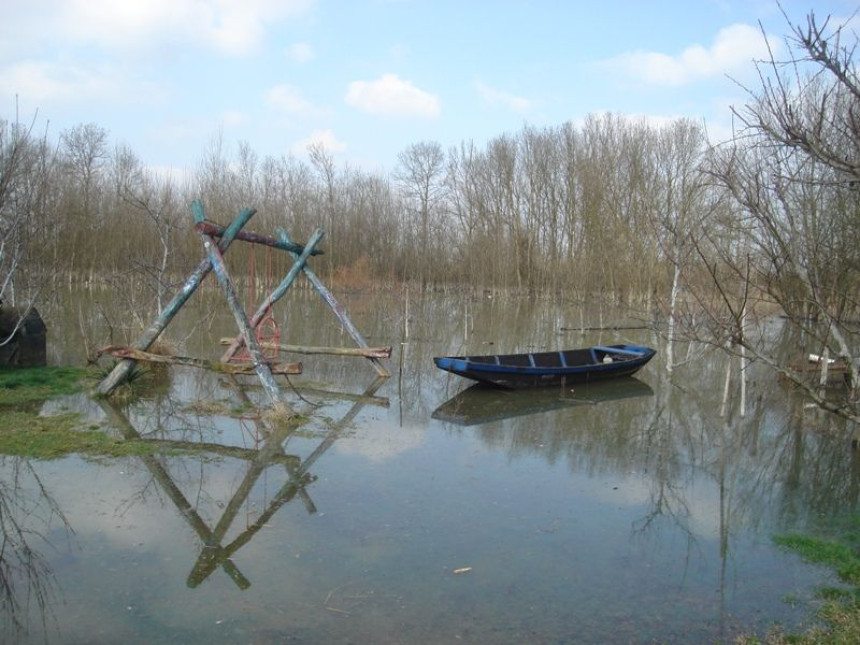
[3,287,858,643]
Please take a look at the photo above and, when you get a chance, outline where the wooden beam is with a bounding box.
[197,218,292,414]
[218,338,391,359]
[98,345,302,375]
[194,220,324,256]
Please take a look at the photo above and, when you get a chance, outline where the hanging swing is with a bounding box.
[234,243,281,362]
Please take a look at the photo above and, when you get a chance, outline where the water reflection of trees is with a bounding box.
[437,343,860,536]
[0,457,72,641]
[255,291,860,535]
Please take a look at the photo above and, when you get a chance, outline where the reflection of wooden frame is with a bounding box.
[97,376,388,590]
[97,200,389,410]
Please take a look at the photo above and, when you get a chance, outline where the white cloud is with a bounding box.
[265,84,318,115]
[61,0,191,48]
[291,129,347,155]
[8,0,316,56]
[220,109,247,127]
[335,418,425,463]
[0,59,162,104]
[345,73,440,118]
[609,23,777,86]
[475,80,532,113]
[286,42,315,63]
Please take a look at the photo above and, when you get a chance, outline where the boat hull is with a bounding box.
[433,344,656,389]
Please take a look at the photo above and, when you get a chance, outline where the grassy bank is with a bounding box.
[0,365,157,458]
[738,517,860,644]
[0,365,94,406]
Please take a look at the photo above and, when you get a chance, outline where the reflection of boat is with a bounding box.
[433,344,656,389]
[432,377,654,426]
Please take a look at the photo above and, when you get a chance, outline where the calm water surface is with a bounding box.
[2,289,857,644]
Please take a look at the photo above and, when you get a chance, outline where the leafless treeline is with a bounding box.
[0,112,714,299]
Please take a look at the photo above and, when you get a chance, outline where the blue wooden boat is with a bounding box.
[433,344,656,389]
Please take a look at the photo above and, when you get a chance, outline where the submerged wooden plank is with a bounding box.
[98,345,302,375]
[218,338,391,359]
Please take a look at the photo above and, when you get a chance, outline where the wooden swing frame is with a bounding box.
[97,200,390,412]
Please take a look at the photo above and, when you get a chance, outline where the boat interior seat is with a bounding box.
[499,354,533,367]
[563,348,594,366]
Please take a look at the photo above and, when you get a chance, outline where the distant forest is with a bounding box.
[1,111,711,298]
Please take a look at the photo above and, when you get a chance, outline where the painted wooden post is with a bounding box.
[198,230,291,414]
[277,228,390,378]
[220,228,325,363]
[97,202,255,395]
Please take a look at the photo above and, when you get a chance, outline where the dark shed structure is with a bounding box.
[0,303,47,367]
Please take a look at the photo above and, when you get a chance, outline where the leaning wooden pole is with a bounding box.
[197,223,292,415]
[97,202,256,395]
[277,227,390,378]
[220,228,325,363]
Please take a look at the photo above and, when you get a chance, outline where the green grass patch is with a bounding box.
[774,534,860,586]
[0,411,157,459]
[737,524,860,644]
[0,365,163,459]
[0,365,96,405]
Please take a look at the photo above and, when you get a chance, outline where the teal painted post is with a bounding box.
[276,228,390,378]
[198,231,290,413]
[220,228,325,363]
[97,201,256,395]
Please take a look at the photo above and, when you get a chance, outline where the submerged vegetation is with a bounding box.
[0,365,306,458]
[737,519,860,644]
[0,411,155,459]
[0,366,159,458]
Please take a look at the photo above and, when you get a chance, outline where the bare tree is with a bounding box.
[60,123,108,215]
[649,119,709,373]
[112,143,182,314]
[308,143,339,276]
[55,123,109,280]
[702,7,860,421]
[0,110,57,349]
[0,117,36,303]
[394,141,447,287]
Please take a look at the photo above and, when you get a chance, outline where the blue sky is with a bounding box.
[1,0,856,175]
